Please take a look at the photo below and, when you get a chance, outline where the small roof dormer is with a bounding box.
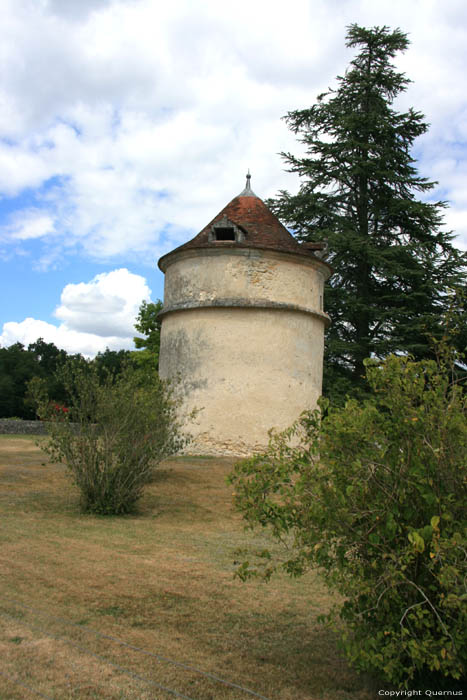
[208,215,247,243]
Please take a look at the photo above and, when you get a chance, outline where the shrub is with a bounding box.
[30,362,187,515]
[229,353,466,687]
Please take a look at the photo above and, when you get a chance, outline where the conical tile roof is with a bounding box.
[158,175,329,270]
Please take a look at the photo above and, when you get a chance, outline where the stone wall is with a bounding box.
[0,419,48,435]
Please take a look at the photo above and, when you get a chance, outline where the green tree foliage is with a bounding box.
[0,339,140,420]
[133,300,163,369]
[31,362,186,515]
[0,343,37,418]
[0,339,69,418]
[28,338,68,376]
[27,338,70,406]
[93,348,131,381]
[268,25,466,401]
[229,351,466,687]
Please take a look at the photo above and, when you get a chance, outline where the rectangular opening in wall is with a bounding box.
[214,228,236,241]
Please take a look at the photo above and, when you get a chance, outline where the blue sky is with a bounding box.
[1,0,466,356]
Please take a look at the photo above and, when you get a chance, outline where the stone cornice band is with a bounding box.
[158,297,331,327]
[158,244,332,279]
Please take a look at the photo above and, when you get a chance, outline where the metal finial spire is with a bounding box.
[239,169,257,197]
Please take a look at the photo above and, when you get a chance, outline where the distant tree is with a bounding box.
[268,24,466,401]
[133,300,163,369]
[93,348,131,381]
[27,338,68,375]
[0,339,81,419]
[0,343,39,418]
[27,338,69,406]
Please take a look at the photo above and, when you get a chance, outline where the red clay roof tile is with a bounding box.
[158,184,330,271]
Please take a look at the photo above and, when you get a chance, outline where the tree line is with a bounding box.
[0,300,162,420]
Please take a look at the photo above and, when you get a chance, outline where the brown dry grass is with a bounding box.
[0,435,379,700]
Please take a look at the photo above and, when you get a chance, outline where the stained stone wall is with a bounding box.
[159,246,330,456]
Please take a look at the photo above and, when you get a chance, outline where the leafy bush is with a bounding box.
[31,362,187,515]
[229,353,466,687]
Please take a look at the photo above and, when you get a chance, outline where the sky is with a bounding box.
[1,0,466,357]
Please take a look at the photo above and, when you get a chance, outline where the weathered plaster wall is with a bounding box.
[159,247,329,456]
[163,247,327,312]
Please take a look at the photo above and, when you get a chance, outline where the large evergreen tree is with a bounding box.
[269,25,466,399]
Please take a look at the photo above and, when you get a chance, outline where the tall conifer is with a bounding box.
[269,25,466,398]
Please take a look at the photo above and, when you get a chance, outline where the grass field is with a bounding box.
[0,435,378,700]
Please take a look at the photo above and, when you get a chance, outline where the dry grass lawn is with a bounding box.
[0,435,378,699]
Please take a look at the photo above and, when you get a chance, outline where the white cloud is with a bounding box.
[0,0,466,265]
[7,210,56,240]
[45,0,114,21]
[55,268,150,336]
[0,268,152,357]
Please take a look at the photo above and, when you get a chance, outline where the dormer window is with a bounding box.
[209,216,246,243]
[214,227,236,241]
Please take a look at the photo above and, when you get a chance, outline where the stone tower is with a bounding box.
[157,175,332,456]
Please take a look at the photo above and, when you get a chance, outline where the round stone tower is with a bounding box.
[157,175,332,456]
